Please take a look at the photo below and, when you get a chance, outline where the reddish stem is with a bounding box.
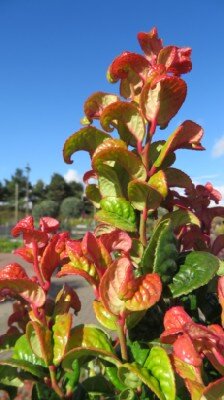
[32,240,45,288]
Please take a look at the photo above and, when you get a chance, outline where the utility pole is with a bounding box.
[15,183,19,223]
[25,163,31,215]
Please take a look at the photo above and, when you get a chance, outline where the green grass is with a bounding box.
[0,237,23,253]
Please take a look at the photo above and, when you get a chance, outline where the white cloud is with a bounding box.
[64,169,82,183]
[212,136,224,158]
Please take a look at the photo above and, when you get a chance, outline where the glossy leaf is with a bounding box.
[40,235,61,282]
[118,365,142,389]
[84,91,119,120]
[53,313,72,365]
[125,273,162,311]
[148,170,168,198]
[96,197,137,232]
[0,274,45,308]
[128,180,162,211]
[173,334,202,367]
[0,358,46,379]
[63,126,110,164]
[105,366,127,391]
[149,140,176,170]
[0,365,24,387]
[93,300,117,331]
[144,346,176,400]
[153,222,178,283]
[153,120,204,168]
[99,229,132,253]
[63,347,121,371]
[130,341,150,367]
[100,101,145,145]
[67,324,114,353]
[26,321,53,366]
[57,264,98,287]
[82,375,114,396]
[169,251,220,297]
[140,75,187,128]
[0,263,29,280]
[119,363,165,400]
[92,138,147,180]
[98,164,123,198]
[13,334,46,367]
[85,184,101,208]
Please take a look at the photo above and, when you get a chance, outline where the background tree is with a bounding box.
[32,179,46,204]
[32,200,59,220]
[60,197,84,219]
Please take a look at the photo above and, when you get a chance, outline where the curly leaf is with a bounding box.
[93,300,117,331]
[53,313,72,366]
[54,284,81,316]
[169,251,220,298]
[148,170,168,198]
[85,184,101,208]
[140,75,187,128]
[128,180,162,211]
[26,321,53,366]
[96,197,137,232]
[0,277,45,308]
[100,101,145,145]
[84,91,119,120]
[98,164,123,198]
[67,324,114,353]
[107,51,149,83]
[153,120,204,169]
[125,273,162,312]
[92,138,146,180]
[144,346,176,400]
[63,126,110,164]
[137,27,163,62]
[158,45,192,75]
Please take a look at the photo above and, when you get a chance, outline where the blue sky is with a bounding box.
[0,0,224,197]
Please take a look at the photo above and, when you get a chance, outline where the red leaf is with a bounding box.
[0,263,29,280]
[40,235,62,282]
[83,170,97,185]
[14,247,34,263]
[57,264,98,287]
[158,45,192,75]
[173,333,202,367]
[163,306,192,330]
[137,27,163,63]
[125,273,162,311]
[39,217,59,233]
[218,277,224,328]
[140,75,187,128]
[99,229,132,253]
[84,91,119,120]
[107,51,149,82]
[211,235,224,255]
[11,216,34,237]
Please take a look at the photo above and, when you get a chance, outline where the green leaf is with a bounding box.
[128,180,162,211]
[130,238,144,264]
[93,300,117,331]
[98,164,124,198]
[63,126,110,164]
[62,348,120,371]
[0,358,46,379]
[160,210,200,229]
[32,382,61,400]
[169,251,220,297]
[165,167,193,190]
[82,375,114,396]
[119,363,165,400]
[0,365,23,387]
[149,140,176,170]
[0,279,45,308]
[118,364,142,389]
[140,76,187,128]
[142,219,170,274]
[144,346,176,400]
[96,197,137,232]
[85,184,101,208]
[153,222,178,283]
[119,388,138,399]
[105,366,127,391]
[26,321,53,366]
[130,341,150,367]
[100,101,145,145]
[92,138,146,180]
[66,324,114,354]
[13,335,45,367]
[148,170,168,198]
[84,91,119,120]
[53,313,72,366]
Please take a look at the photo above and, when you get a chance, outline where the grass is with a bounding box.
[0,237,23,253]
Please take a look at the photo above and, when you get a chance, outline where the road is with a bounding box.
[0,253,97,335]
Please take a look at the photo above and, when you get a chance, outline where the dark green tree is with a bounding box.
[32,200,59,220]
[60,197,84,219]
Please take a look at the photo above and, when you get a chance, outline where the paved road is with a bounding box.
[0,253,97,335]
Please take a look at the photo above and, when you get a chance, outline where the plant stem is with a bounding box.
[49,365,64,399]
[116,315,128,362]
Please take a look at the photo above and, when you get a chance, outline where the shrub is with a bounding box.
[1,27,224,400]
[32,199,59,219]
[60,197,84,219]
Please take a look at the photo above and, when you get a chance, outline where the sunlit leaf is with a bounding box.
[26,321,53,366]
[160,210,200,229]
[137,27,163,62]
[85,184,101,208]
[93,300,117,331]
[148,170,168,198]
[140,76,187,128]
[96,197,137,232]
[54,284,81,316]
[84,91,119,120]
[98,164,123,198]
[128,180,162,211]
[165,167,193,190]
[53,313,72,365]
[13,334,46,367]
[63,126,110,164]
[169,252,220,297]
